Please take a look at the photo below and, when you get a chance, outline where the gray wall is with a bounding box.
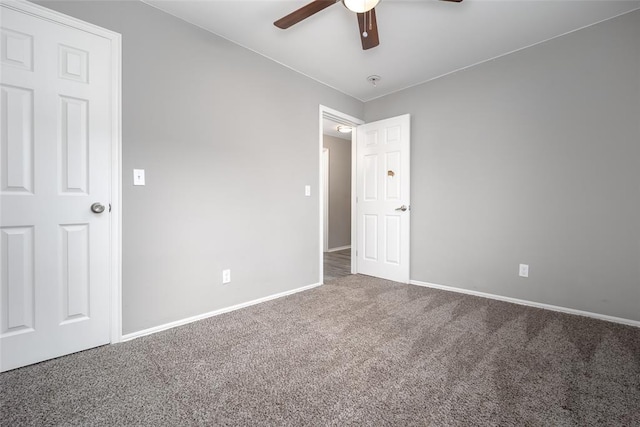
[323,135,352,249]
[365,10,640,321]
[32,1,640,328]
[37,1,363,334]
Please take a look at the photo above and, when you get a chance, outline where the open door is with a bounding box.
[356,114,410,283]
[1,1,121,372]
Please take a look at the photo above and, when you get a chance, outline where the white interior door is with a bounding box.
[1,5,113,371]
[356,115,410,283]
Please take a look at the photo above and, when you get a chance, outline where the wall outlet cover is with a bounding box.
[519,264,529,278]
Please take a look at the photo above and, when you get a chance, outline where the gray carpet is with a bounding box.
[1,275,639,426]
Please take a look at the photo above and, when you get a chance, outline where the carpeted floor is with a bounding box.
[1,275,639,426]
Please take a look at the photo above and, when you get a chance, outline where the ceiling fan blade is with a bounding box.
[357,8,379,50]
[274,0,338,29]
[440,0,463,2]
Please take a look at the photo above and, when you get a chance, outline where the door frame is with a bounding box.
[318,105,363,284]
[322,148,329,252]
[4,0,123,343]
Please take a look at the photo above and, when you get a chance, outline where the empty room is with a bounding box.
[1,0,639,425]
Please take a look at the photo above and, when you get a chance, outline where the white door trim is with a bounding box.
[318,105,363,284]
[322,148,329,252]
[3,0,123,343]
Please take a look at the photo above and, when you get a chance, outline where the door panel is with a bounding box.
[1,5,113,372]
[1,84,34,194]
[384,151,401,200]
[356,115,410,283]
[59,45,88,83]
[365,129,378,147]
[60,96,89,194]
[1,27,33,71]
[363,154,378,201]
[1,226,35,336]
[60,223,90,323]
[363,214,378,261]
[384,215,401,265]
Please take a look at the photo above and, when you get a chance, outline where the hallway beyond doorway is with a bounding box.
[324,249,351,282]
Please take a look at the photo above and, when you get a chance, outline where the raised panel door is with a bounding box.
[0,5,112,372]
[356,115,410,282]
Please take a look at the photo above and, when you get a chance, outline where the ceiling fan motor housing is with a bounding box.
[343,0,380,14]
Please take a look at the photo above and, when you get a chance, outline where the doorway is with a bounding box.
[322,135,350,281]
[319,107,412,286]
[319,106,363,284]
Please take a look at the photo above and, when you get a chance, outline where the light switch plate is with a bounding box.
[305,185,311,196]
[133,169,145,186]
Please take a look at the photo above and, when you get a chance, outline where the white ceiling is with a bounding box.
[143,0,640,102]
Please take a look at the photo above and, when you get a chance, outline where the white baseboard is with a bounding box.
[409,280,640,328]
[121,282,323,342]
[328,245,351,252]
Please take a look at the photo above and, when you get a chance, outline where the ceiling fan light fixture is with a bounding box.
[343,0,380,14]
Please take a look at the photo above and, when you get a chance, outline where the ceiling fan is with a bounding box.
[274,0,463,51]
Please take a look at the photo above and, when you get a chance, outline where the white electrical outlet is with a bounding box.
[222,269,231,284]
[519,264,529,278]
